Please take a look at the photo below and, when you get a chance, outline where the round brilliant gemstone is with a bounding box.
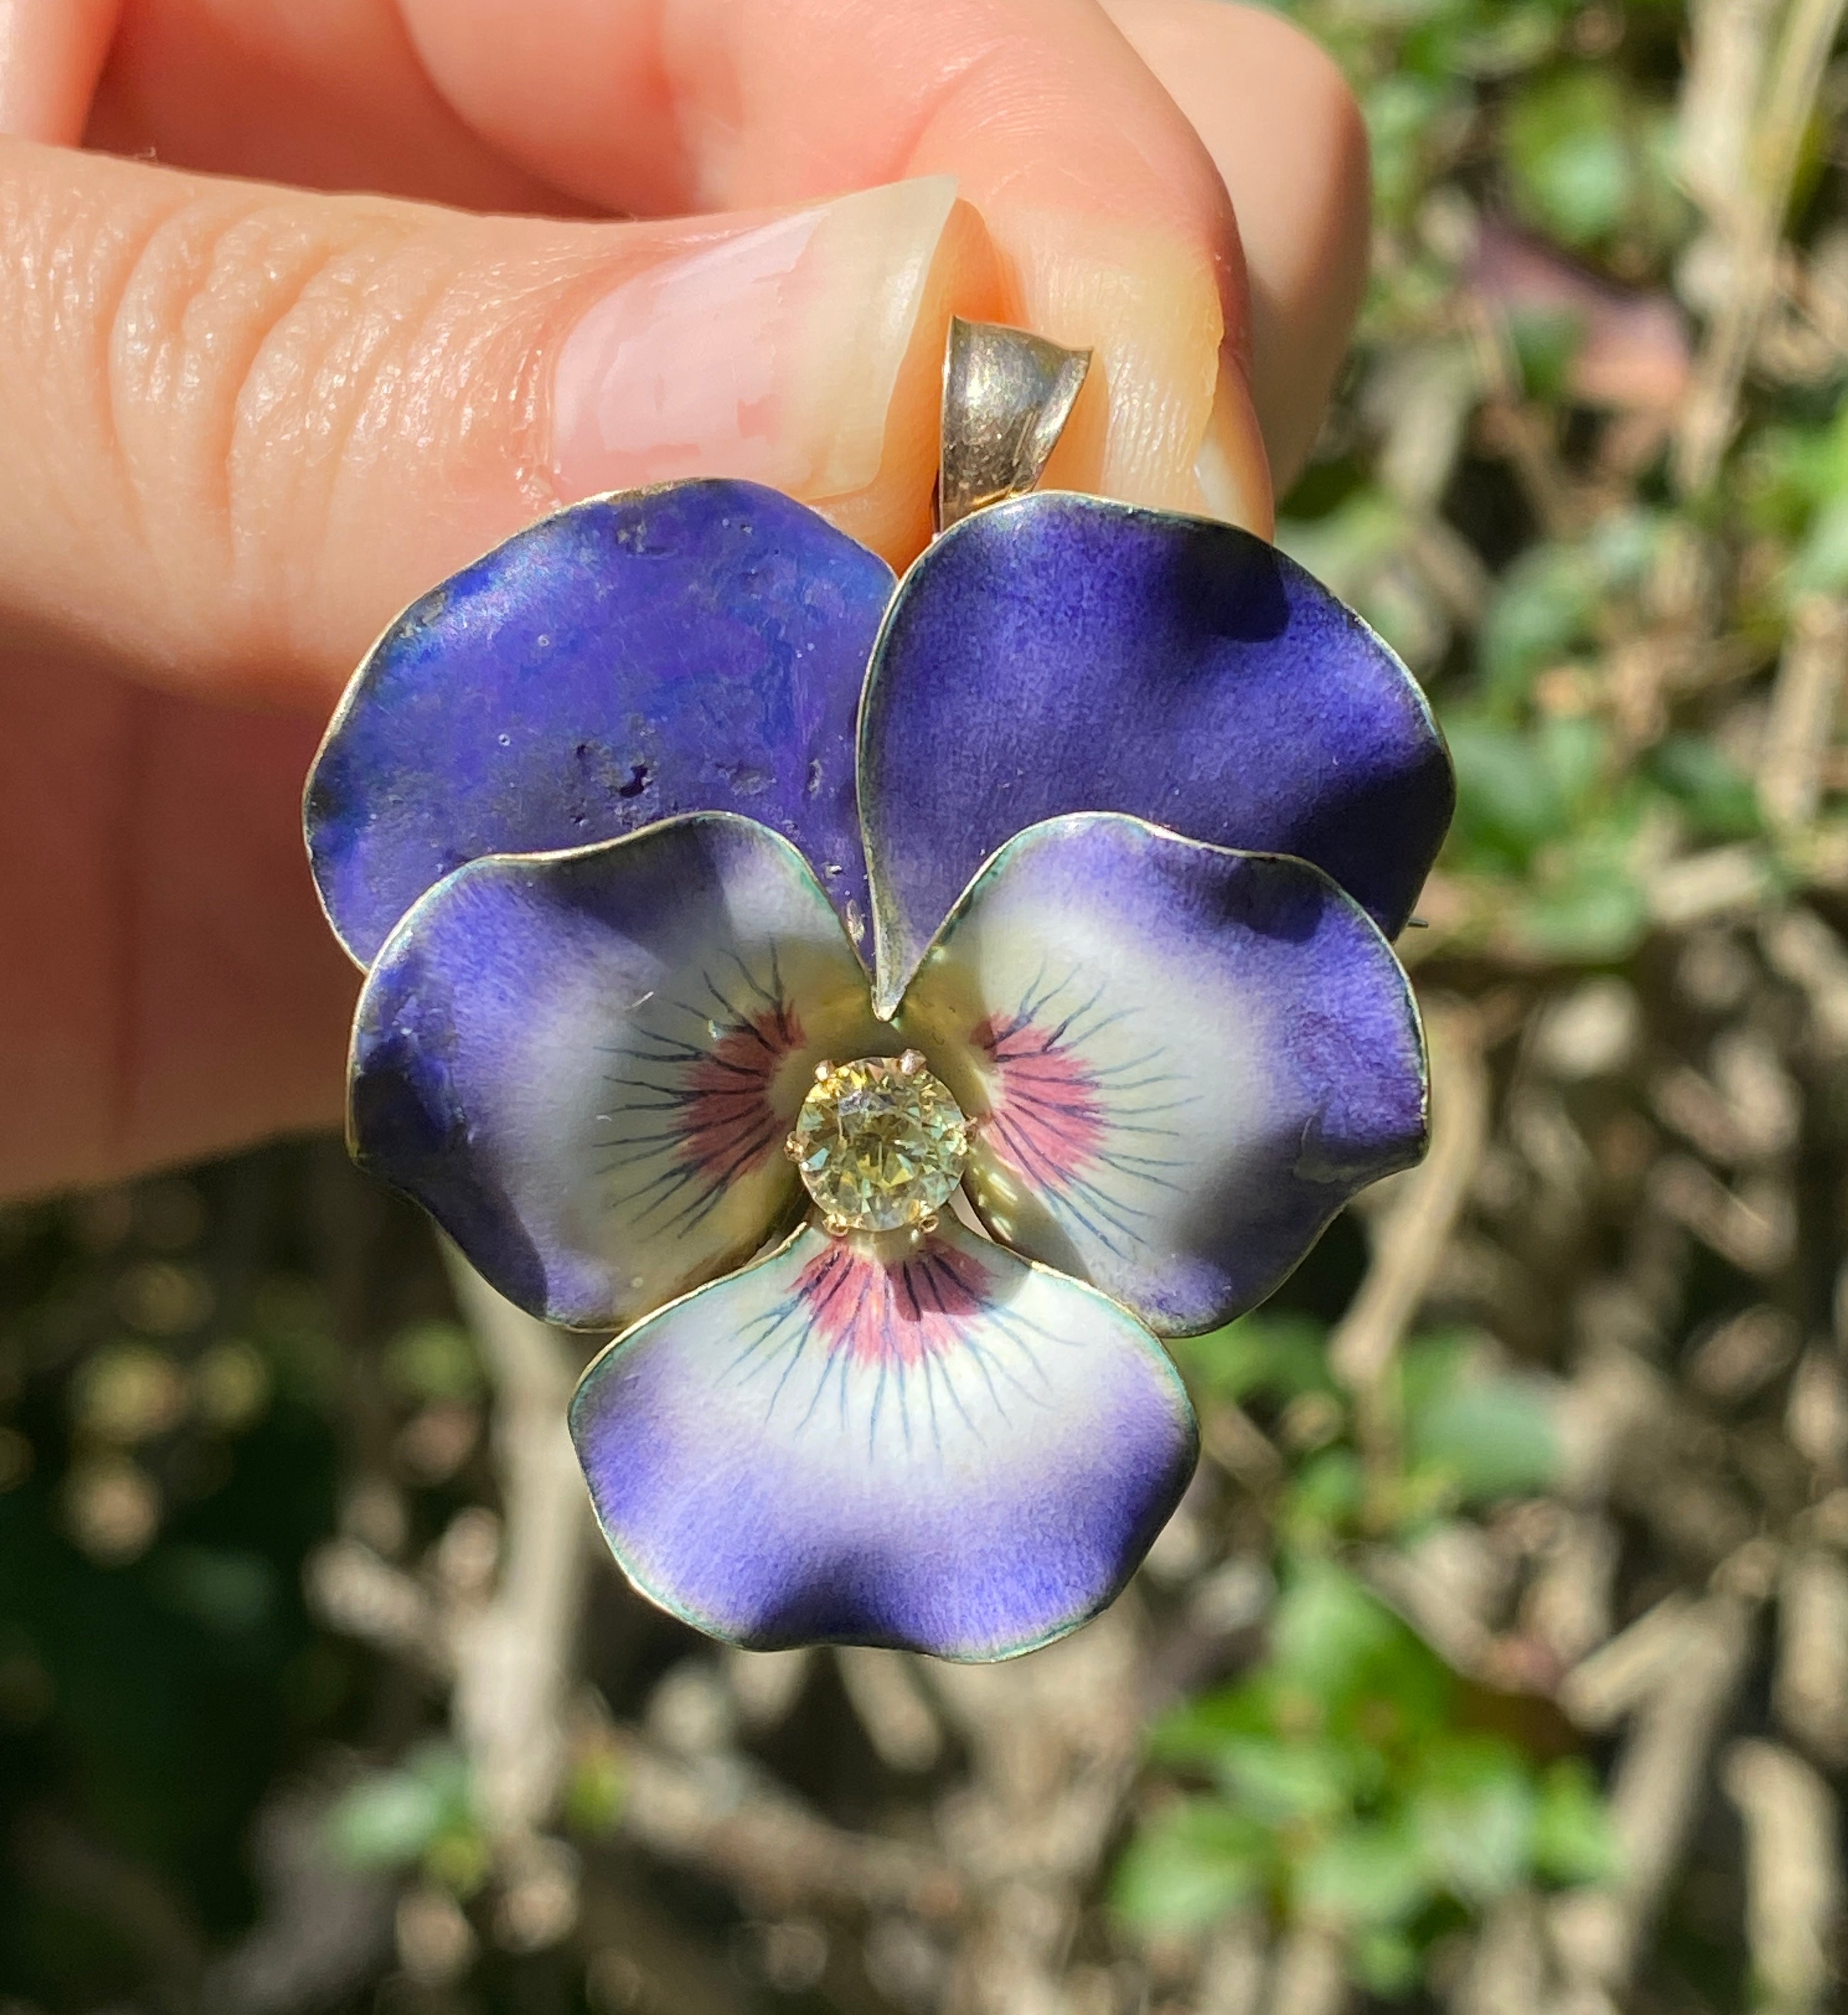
[790,1054,969,1232]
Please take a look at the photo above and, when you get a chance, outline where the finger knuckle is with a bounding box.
[103,194,430,627]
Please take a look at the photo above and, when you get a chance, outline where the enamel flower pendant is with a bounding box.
[305,323,1453,1661]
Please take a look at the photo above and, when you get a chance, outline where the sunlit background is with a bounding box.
[6,2,1848,2010]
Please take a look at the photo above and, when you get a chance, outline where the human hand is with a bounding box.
[0,0,1369,1196]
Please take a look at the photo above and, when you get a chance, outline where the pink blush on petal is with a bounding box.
[971,1010,1108,1193]
[677,1003,806,1182]
[795,1236,989,1369]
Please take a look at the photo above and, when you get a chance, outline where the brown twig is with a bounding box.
[1762,907,1848,1054]
[1196,1913,1269,2015]
[1450,1890,1547,2015]
[1722,1740,1843,2014]
[1330,1002,1490,1482]
[1264,1924,1351,2015]
[1551,1593,1757,1991]
[441,1252,597,1943]
[611,1728,959,1918]
[1680,0,1780,228]
[1675,0,1848,492]
[1759,595,1848,829]
[1776,1549,1848,1764]
[933,1605,1146,2014]
[836,1648,946,1773]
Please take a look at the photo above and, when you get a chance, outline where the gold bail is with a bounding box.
[937,318,1091,532]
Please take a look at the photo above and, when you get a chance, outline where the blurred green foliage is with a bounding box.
[1118,1564,1611,1994]
[329,1742,491,1894]
[0,1159,467,2008]
[1113,0,1848,1996]
[1504,67,1683,255]
[0,1185,348,2001]
[1746,396,1848,597]
[1178,1310,1561,1520]
[381,1318,484,1405]
[1119,1313,1605,1994]
[1264,0,1848,972]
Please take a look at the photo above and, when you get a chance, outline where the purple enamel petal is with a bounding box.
[897,814,1429,1336]
[570,1216,1197,1659]
[858,493,1453,1012]
[307,481,892,966]
[349,816,880,1329]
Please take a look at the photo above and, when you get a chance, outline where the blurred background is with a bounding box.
[6,0,1848,2009]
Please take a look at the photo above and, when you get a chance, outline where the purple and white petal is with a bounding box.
[308,481,893,966]
[349,816,882,1329]
[570,1214,1197,1659]
[858,493,1453,1013]
[897,814,1428,1336]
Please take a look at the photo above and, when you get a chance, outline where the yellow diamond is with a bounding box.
[791,1054,969,1232]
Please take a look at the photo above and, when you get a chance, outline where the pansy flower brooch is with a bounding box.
[305,323,1453,1662]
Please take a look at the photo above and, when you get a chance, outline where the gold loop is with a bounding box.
[937,318,1091,532]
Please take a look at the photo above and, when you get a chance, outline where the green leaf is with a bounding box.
[1505,69,1636,247]
[1150,1683,1274,1765]
[1584,508,1666,587]
[1446,718,1566,867]
[1531,1758,1621,1886]
[1298,1819,1430,1930]
[1408,1740,1537,1900]
[1538,713,1613,807]
[1178,1311,1336,1403]
[382,1319,484,1403]
[1111,1799,1268,1935]
[326,1742,473,1871]
[1447,3,1565,78]
[563,1741,626,1839]
[1508,306,1585,404]
[1445,714,1613,870]
[1477,544,1600,710]
[1406,1374,1560,1502]
[328,1774,446,1870]
[1446,712,1651,961]
[1280,1448,1365,1547]
[1743,407,1848,544]
[1276,493,1406,606]
[1364,72,1461,222]
[1214,1736,1355,1829]
[146,1546,279,1638]
[1650,736,1763,842]
[1397,1332,1472,1418]
[1270,1562,1411,1701]
[1353,1926,1423,1996]
[1792,493,1848,597]
[1516,829,1650,962]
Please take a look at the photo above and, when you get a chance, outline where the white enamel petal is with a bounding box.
[350,815,883,1327]
[570,1214,1197,1658]
[897,814,1428,1335]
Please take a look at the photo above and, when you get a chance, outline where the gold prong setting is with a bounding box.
[789,1051,970,1237]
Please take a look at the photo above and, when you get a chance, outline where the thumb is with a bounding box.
[0,142,1003,705]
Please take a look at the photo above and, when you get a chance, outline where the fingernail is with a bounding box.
[552,176,958,505]
[1194,363,1274,538]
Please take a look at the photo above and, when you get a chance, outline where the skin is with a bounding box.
[0,0,1369,1197]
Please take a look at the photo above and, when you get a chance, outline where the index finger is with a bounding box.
[76,0,1269,525]
[394,0,1271,525]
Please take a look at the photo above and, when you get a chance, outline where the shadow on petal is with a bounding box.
[859,492,1453,1012]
